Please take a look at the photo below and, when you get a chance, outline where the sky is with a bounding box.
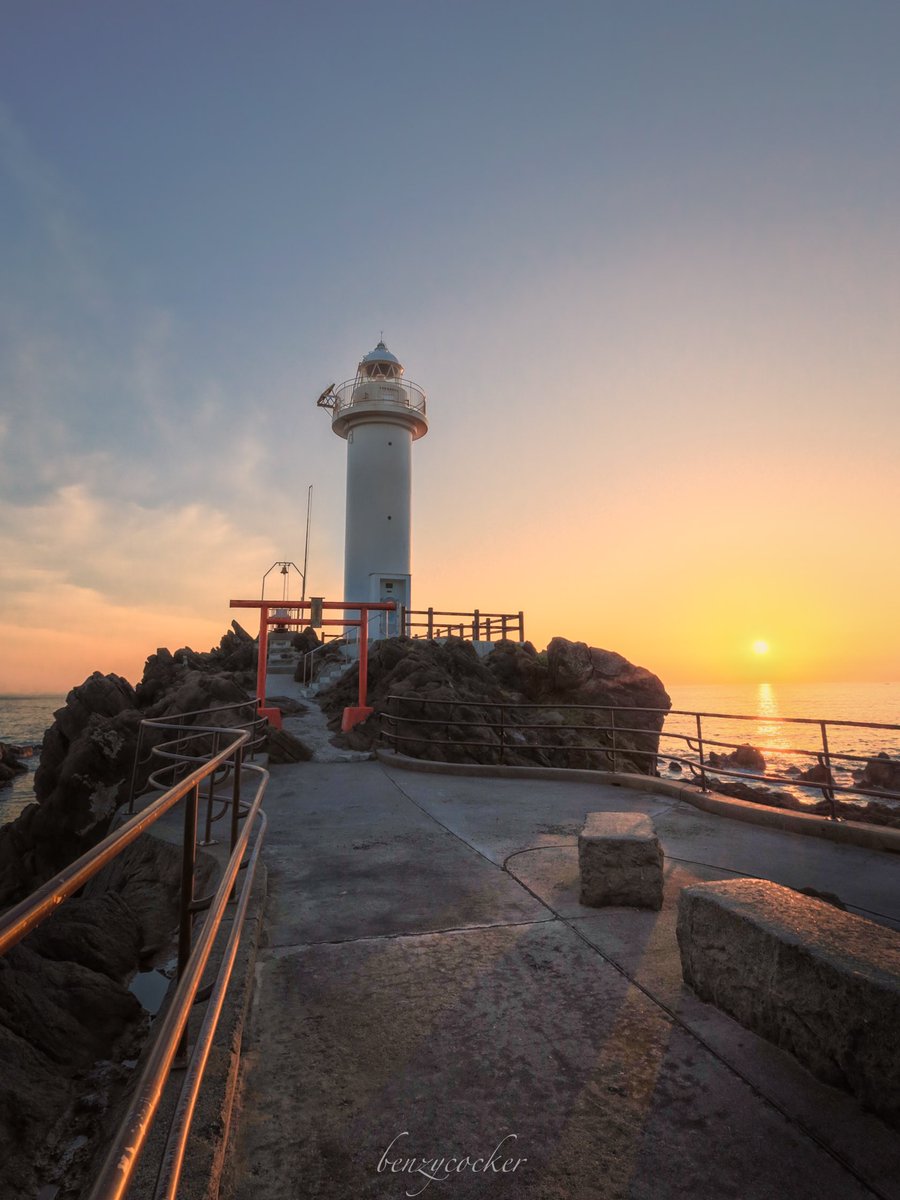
[1,1,898,693]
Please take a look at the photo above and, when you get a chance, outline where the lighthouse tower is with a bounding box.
[317,340,428,637]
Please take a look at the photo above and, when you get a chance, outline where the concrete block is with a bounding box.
[677,878,900,1128]
[578,812,663,909]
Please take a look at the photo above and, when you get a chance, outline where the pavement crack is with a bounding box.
[261,915,559,955]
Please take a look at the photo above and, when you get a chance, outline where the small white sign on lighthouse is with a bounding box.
[317,341,429,638]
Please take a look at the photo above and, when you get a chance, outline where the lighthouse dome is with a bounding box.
[358,340,404,380]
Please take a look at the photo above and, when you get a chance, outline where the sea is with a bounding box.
[0,683,898,828]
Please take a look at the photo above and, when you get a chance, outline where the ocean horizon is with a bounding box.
[1,681,898,828]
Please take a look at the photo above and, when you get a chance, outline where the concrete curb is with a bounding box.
[375,749,900,855]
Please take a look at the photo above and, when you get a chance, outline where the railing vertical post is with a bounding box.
[228,743,243,902]
[486,618,492,642]
[176,782,200,1061]
[256,606,269,709]
[473,609,480,641]
[128,723,146,815]
[203,731,219,844]
[820,721,837,820]
[427,607,434,640]
[501,614,508,640]
[358,611,369,708]
[696,713,708,792]
[499,705,506,765]
[518,611,524,642]
[610,707,618,773]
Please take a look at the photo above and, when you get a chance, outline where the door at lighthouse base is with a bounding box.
[371,575,409,639]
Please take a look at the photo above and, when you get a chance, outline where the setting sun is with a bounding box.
[753,640,770,656]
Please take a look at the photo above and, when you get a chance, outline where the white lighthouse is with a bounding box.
[317,340,428,637]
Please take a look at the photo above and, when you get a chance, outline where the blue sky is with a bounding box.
[2,2,899,689]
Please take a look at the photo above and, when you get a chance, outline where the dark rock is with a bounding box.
[856,753,900,796]
[707,744,766,773]
[25,892,142,980]
[796,762,835,786]
[484,640,547,700]
[317,635,670,773]
[669,761,683,774]
[0,744,28,788]
[291,626,321,655]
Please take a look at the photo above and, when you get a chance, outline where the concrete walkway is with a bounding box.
[221,756,900,1200]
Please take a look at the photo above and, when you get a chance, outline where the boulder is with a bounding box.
[318,635,670,772]
[796,762,834,786]
[707,744,766,773]
[291,626,321,655]
[856,753,900,796]
[0,744,28,787]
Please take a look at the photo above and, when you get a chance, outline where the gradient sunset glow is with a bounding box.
[1,4,898,694]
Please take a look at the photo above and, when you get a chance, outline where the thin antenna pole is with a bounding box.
[302,485,312,602]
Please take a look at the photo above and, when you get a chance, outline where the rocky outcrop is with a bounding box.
[0,631,252,1195]
[0,629,256,909]
[707,744,766,773]
[0,831,214,1197]
[856,753,900,796]
[0,743,28,788]
[318,636,670,773]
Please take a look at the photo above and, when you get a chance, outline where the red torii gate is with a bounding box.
[229,598,397,732]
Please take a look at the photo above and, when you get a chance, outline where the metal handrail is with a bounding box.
[127,698,266,814]
[0,710,269,1198]
[299,637,347,687]
[383,696,900,819]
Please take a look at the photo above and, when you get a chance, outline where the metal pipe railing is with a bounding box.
[0,708,270,1199]
[382,696,900,818]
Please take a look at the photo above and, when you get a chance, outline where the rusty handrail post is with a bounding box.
[610,707,618,773]
[202,731,219,845]
[518,611,524,641]
[820,720,838,820]
[228,743,243,901]
[427,607,434,639]
[501,614,508,639]
[696,713,708,792]
[473,609,480,640]
[127,722,146,815]
[176,782,200,1063]
[499,705,506,765]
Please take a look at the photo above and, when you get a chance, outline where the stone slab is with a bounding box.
[224,921,877,1200]
[579,811,663,909]
[677,878,900,1128]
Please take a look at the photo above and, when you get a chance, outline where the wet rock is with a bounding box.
[708,744,766,773]
[856,752,900,796]
[0,743,28,787]
[796,762,835,786]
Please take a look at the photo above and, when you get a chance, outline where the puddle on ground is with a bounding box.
[129,959,175,1015]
